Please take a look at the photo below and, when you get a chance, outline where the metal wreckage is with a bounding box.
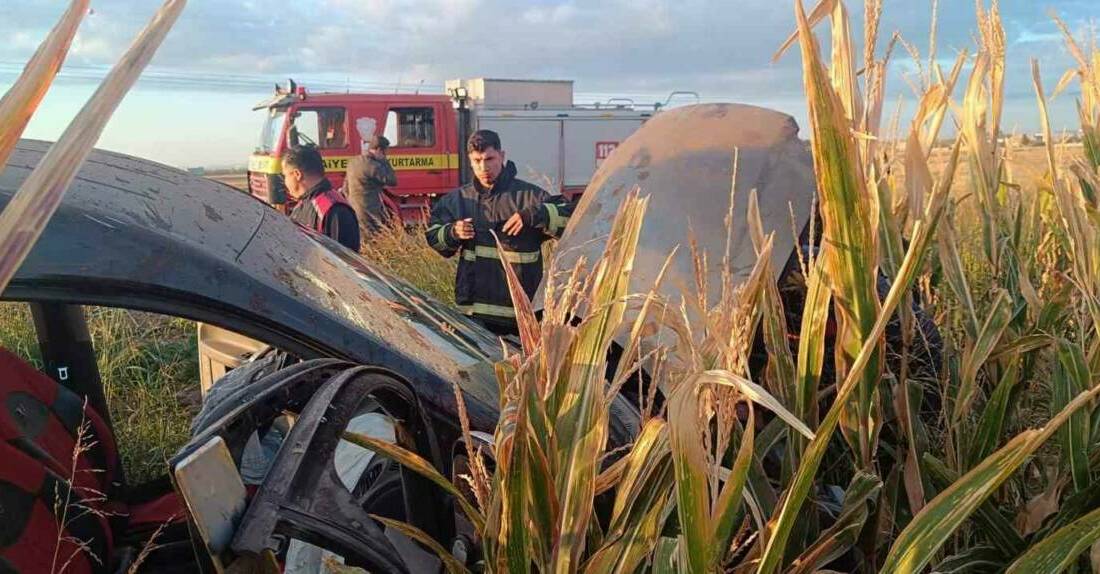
[0,103,940,573]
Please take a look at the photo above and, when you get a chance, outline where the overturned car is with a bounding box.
[0,139,641,573]
[0,103,938,573]
[542,103,940,404]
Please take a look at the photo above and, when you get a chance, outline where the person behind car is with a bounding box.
[282,145,361,251]
[345,135,398,244]
[425,130,574,336]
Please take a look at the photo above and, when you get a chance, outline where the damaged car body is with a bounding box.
[0,139,639,572]
[543,103,942,402]
[1,103,939,573]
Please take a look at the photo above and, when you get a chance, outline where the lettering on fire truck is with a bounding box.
[595,141,619,168]
[390,154,452,169]
[323,157,350,171]
[324,155,452,173]
[250,154,459,175]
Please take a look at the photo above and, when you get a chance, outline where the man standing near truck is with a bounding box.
[282,145,361,251]
[345,135,398,243]
[426,130,574,336]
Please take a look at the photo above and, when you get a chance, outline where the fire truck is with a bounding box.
[247,78,695,222]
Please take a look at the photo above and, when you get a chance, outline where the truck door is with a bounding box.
[382,104,455,192]
[382,102,455,222]
[288,105,353,190]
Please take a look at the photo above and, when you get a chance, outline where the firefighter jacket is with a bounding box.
[289,177,361,252]
[426,161,574,330]
[345,153,398,239]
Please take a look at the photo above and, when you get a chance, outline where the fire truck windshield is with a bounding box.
[257,108,287,153]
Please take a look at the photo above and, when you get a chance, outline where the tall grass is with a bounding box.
[6,0,1100,572]
[0,304,199,483]
[361,2,1100,573]
[89,309,200,482]
[0,301,41,363]
[358,219,457,304]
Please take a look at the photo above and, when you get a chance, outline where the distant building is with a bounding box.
[1060,130,1084,144]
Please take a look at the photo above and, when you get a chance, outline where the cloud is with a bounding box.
[3,1,1094,118]
[6,0,1094,167]
[1014,28,1064,45]
[521,3,577,25]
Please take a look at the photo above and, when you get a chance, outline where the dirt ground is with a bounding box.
[922,142,1083,196]
[207,172,248,190]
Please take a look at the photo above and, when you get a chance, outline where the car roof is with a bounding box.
[537,103,816,350]
[0,140,501,427]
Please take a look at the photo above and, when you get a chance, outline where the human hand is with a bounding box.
[503,212,524,236]
[453,218,475,240]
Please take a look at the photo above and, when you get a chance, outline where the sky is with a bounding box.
[1,0,1095,169]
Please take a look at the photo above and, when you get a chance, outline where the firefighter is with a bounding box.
[345,135,398,243]
[426,130,574,336]
[281,145,361,251]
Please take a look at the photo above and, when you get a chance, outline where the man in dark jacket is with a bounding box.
[282,145,361,251]
[345,135,398,243]
[426,130,574,336]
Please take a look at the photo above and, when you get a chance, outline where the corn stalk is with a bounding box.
[0,0,187,294]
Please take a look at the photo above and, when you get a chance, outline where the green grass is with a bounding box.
[0,226,456,484]
[360,221,457,304]
[87,308,200,483]
[0,302,40,364]
[0,303,199,484]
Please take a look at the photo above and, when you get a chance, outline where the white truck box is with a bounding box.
[447,78,660,195]
[473,109,650,194]
[445,78,574,108]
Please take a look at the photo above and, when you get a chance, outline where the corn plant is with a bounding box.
[351,2,1100,573]
[879,11,1100,574]
[10,1,1100,573]
[350,189,820,573]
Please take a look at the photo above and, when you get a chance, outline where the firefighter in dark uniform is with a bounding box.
[281,145,361,251]
[426,130,574,336]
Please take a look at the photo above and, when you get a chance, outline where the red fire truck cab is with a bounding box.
[249,84,459,222]
[248,78,691,223]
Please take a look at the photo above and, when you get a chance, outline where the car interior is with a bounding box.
[0,301,453,573]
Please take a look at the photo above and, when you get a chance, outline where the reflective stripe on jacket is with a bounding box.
[425,161,575,328]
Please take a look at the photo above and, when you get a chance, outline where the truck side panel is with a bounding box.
[562,118,645,189]
[477,117,563,192]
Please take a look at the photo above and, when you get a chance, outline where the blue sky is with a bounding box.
[2,0,1095,168]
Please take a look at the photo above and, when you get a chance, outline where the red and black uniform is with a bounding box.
[289,178,361,252]
[0,347,191,573]
[426,161,574,335]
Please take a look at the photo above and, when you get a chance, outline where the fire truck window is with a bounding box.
[291,108,347,150]
[383,108,435,148]
[258,109,286,153]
